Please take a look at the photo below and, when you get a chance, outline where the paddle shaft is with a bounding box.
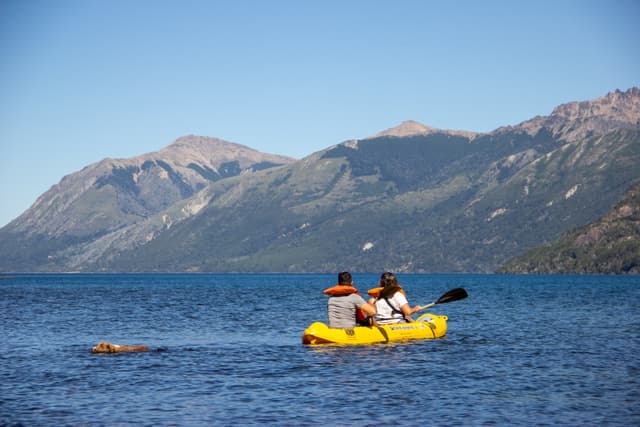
[416,287,468,312]
[416,302,436,312]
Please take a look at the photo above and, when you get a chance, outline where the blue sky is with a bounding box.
[1,0,638,227]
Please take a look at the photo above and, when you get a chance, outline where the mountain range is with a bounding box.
[1,88,639,273]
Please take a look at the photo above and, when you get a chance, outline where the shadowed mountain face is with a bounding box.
[497,183,640,274]
[1,88,639,273]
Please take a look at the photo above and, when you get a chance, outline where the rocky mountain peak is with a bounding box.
[156,135,295,168]
[371,120,477,139]
[497,87,640,141]
[4,134,294,239]
[550,87,640,123]
[374,120,437,137]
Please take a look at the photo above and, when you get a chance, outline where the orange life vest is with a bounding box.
[367,286,407,298]
[323,285,360,296]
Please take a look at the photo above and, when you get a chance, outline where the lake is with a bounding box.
[1,274,638,426]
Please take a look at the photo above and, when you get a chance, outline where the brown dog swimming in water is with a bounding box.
[91,341,150,354]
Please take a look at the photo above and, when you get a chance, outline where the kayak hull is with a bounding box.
[302,313,448,345]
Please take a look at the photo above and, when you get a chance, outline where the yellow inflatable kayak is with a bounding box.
[302,313,448,345]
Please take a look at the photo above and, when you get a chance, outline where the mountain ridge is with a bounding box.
[1,87,638,273]
[494,88,640,142]
[11,135,294,235]
[0,136,294,271]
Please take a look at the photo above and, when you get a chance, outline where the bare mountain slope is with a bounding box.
[0,136,293,271]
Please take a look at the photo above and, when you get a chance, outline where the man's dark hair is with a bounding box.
[338,271,352,285]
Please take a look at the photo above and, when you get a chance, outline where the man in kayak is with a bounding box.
[370,272,421,324]
[324,271,376,328]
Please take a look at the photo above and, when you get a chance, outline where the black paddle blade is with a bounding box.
[436,287,468,304]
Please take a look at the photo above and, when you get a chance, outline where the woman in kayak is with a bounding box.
[371,272,422,324]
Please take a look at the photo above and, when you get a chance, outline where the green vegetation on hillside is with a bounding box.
[497,183,640,274]
[91,129,640,273]
[1,96,639,273]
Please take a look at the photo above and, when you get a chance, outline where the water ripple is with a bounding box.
[1,274,639,426]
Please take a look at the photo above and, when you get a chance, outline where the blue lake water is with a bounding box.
[1,273,638,426]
